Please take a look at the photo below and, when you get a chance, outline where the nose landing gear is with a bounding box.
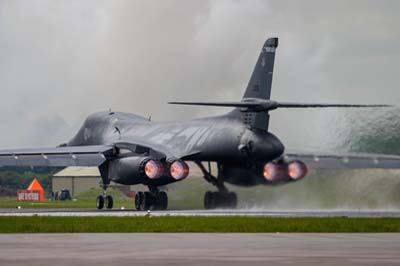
[96,186,114,210]
[96,162,114,210]
[195,161,238,209]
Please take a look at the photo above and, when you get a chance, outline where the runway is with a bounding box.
[1,208,400,217]
[0,233,399,266]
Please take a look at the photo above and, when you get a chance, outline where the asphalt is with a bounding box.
[1,208,400,217]
[0,233,399,266]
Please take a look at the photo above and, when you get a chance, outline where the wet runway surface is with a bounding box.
[1,208,400,217]
[0,233,399,266]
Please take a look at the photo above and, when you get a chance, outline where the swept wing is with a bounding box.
[0,145,115,167]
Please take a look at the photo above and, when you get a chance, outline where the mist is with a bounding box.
[1,0,400,208]
[1,0,399,148]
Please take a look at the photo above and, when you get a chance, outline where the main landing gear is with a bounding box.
[195,161,238,209]
[135,188,168,211]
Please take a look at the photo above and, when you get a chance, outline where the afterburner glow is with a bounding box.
[288,161,308,180]
[263,162,284,181]
[170,160,189,180]
[144,160,163,179]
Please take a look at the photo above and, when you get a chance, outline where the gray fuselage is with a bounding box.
[68,111,284,165]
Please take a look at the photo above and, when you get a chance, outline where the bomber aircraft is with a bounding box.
[1,37,400,210]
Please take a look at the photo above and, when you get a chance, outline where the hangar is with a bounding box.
[52,167,104,196]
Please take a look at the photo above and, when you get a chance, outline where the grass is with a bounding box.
[0,216,399,233]
[2,171,400,210]
[1,177,399,233]
[0,187,133,209]
[0,178,211,209]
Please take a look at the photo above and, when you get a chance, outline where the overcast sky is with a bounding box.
[0,0,399,150]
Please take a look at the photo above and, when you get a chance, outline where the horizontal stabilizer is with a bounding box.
[168,101,257,108]
[276,102,391,108]
[169,100,391,112]
[284,151,400,169]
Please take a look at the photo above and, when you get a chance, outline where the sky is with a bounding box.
[0,0,399,150]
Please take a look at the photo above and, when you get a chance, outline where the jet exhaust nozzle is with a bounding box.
[144,159,164,179]
[263,160,307,182]
[170,160,189,180]
[287,161,307,180]
[263,162,288,182]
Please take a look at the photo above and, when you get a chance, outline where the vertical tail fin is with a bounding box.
[241,37,278,131]
[243,37,278,100]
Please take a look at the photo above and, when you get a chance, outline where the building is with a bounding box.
[52,167,103,196]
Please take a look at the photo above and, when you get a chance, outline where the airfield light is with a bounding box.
[288,161,308,180]
[170,160,189,180]
[144,160,163,179]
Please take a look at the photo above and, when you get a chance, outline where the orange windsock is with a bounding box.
[27,178,44,202]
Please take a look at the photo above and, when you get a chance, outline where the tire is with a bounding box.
[105,195,113,209]
[158,191,168,210]
[135,192,143,210]
[143,191,153,210]
[96,195,104,210]
[228,192,238,209]
[214,191,225,209]
[204,191,214,209]
[204,191,237,209]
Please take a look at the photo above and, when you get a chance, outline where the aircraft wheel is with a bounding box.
[140,192,150,211]
[227,192,238,209]
[105,195,113,209]
[135,192,144,210]
[210,191,225,209]
[219,192,237,209]
[158,191,168,210]
[204,191,237,209]
[96,195,104,210]
[143,191,154,210]
[136,191,168,210]
[204,191,214,209]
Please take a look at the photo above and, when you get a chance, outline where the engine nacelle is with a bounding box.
[109,157,164,185]
[109,157,190,186]
[219,160,308,187]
